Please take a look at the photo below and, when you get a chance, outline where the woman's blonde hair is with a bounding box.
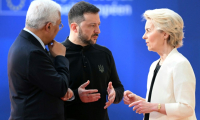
[143,8,184,48]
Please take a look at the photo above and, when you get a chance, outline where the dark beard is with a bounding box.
[78,27,98,45]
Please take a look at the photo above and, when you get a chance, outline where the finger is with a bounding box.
[84,89,99,94]
[104,100,112,109]
[105,96,115,105]
[129,100,141,107]
[108,90,113,98]
[51,39,56,43]
[133,104,140,111]
[48,40,56,50]
[70,89,74,98]
[87,93,101,97]
[104,102,111,109]
[107,95,114,102]
[136,107,143,114]
[124,101,130,105]
[108,82,113,89]
[86,95,101,103]
[49,40,56,46]
[124,91,135,99]
[123,98,130,105]
[107,82,113,95]
[104,91,115,109]
[88,99,100,103]
[138,109,145,114]
[136,106,145,114]
[123,95,129,100]
[87,94,101,100]
[108,93,114,100]
[61,97,67,101]
[48,43,53,50]
[137,110,143,114]
[79,80,90,89]
[123,98,128,102]
[86,93,101,102]
[67,89,71,99]
[124,90,131,96]
[127,93,135,99]
[68,94,72,99]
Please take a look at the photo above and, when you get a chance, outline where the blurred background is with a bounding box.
[0,0,200,119]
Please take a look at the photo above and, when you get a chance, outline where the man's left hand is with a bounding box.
[104,82,116,109]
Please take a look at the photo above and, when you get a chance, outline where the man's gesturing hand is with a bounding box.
[104,82,116,109]
[78,80,101,103]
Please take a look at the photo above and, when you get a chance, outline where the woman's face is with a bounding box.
[142,20,165,52]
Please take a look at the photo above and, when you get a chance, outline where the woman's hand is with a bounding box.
[123,90,138,105]
[129,100,157,114]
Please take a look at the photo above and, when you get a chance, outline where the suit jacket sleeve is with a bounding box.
[28,50,70,97]
[109,54,124,103]
[165,60,196,119]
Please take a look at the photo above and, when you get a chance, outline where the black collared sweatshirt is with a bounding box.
[62,38,124,120]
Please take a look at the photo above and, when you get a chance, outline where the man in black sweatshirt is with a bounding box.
[63,1,124,120]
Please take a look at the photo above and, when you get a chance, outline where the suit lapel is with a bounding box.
[153,48,178,83]
[159,48,178,68]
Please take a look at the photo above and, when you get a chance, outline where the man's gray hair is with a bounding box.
[26,0,61,29]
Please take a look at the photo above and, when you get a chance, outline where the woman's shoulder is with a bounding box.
[164,49,192,69]
[170,49,190,64]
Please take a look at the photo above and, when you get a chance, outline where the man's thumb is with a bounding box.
[80,80,90,88]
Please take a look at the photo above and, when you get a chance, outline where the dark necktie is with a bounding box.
[45,48,49,54]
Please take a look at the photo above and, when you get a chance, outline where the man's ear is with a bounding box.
[71,23,78,33]
[45,22,52,32]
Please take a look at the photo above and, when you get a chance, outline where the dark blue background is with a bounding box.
[1,0,200,119]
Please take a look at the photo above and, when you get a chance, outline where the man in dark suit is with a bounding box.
[7,0,73,120]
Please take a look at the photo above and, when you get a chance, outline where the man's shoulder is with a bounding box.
[61,38,71,48]
[92,44,112,55]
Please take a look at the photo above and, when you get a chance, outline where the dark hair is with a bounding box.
[68,1,100,25]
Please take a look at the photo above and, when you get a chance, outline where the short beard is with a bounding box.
[78,27,98,45]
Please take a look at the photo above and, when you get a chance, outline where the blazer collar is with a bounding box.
[160,48,178,66]
[23,28,45,49]
[19,30,44,50]
[151,48,178,69]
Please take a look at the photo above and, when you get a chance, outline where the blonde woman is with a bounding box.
[123,8,196,120]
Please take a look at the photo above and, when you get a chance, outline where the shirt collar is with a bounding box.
[63,37,92,51]
[23,28,45,49]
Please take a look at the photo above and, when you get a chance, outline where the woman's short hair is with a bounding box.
[26,0,61,29]
[143,8,184,48]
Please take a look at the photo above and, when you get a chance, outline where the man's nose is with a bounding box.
[95,27,100,34]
